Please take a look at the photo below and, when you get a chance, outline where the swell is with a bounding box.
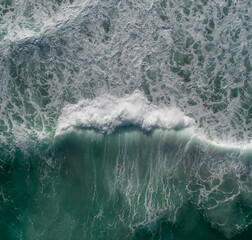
[0,125,251,239]
[55,91,252,151]
[52,127,252,239]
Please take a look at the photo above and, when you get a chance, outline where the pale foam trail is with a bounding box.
[55,91,194,135]
[202,137,252,151]
[55,91,252,151]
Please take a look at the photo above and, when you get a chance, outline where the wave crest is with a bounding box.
[55,91,194,135]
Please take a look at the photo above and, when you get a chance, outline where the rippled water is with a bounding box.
[0,0,252,239]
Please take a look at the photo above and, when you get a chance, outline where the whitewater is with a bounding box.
[0,0,252,239]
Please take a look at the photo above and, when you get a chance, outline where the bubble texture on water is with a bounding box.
[0,1,252,239]
[0,0,252,145]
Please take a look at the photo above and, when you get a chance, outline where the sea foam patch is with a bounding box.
[55,91,194,135]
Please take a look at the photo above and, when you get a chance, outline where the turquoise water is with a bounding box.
[0,0,252,239]
[1,129,252,239]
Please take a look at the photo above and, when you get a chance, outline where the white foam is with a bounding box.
[0,0,93,49]
[55,91,252,152]
[55,91,194,135]
[204,138,252,151]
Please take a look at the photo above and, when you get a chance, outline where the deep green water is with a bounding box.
[1,128,252,239]
[0,0,252,239]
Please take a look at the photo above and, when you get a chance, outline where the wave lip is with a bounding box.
[55,91,194,136]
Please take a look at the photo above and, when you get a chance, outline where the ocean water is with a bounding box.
[0,0,252,239]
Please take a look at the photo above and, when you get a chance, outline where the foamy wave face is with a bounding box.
[55,91,194,135]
